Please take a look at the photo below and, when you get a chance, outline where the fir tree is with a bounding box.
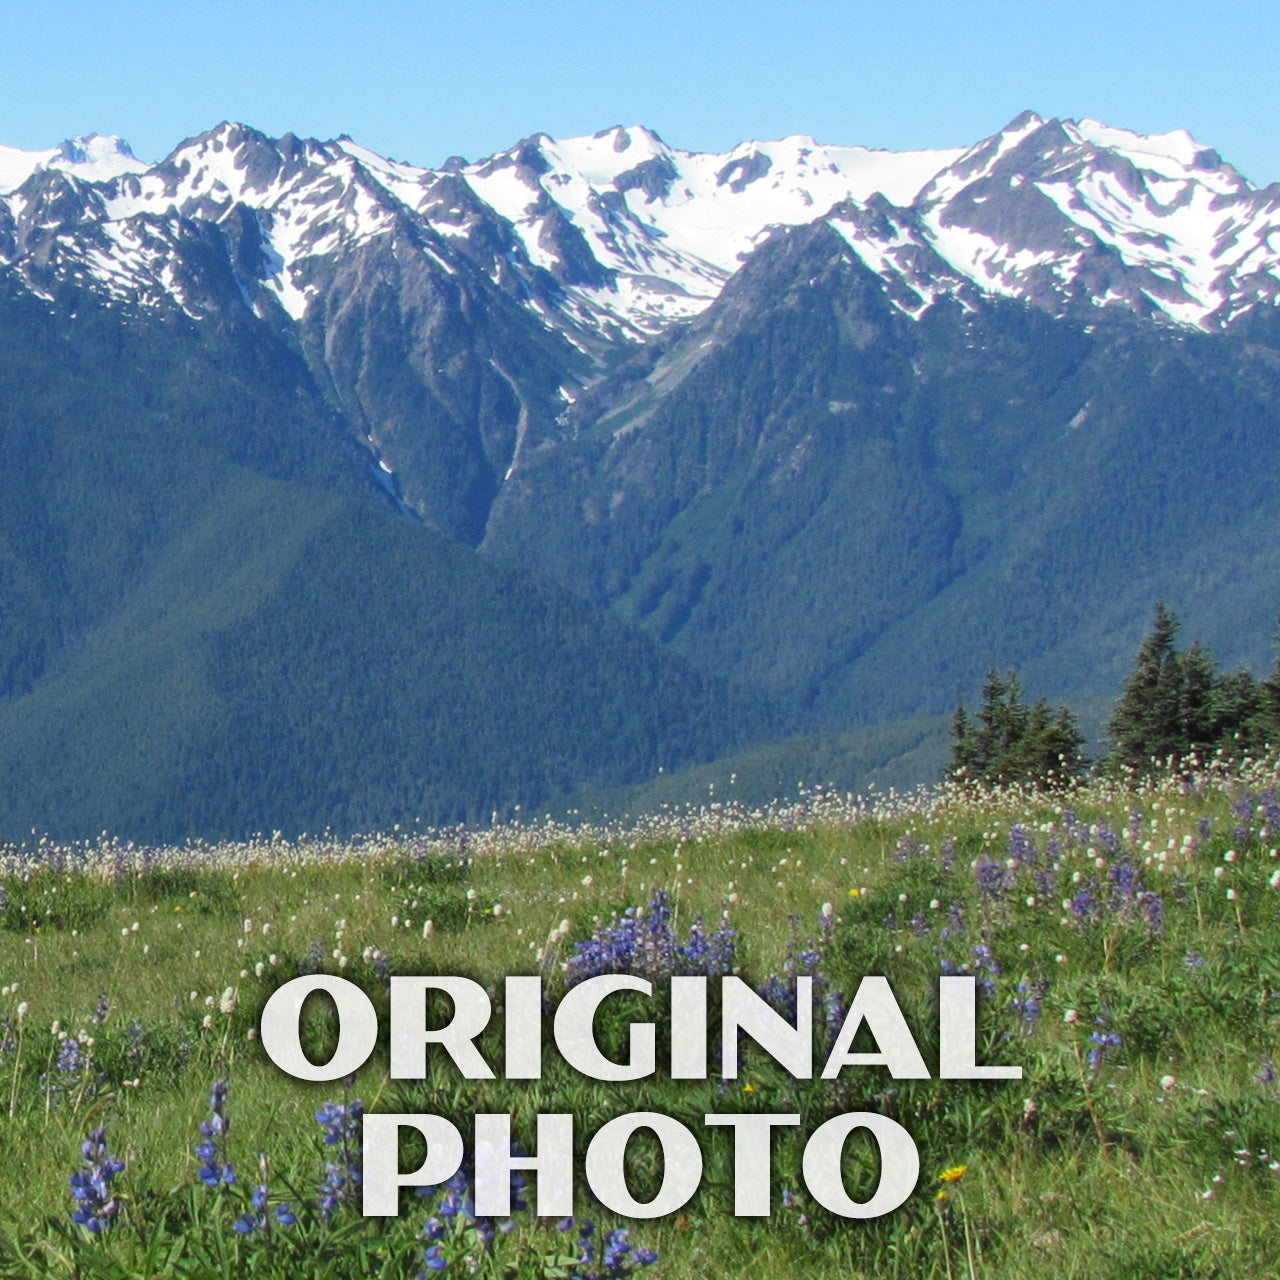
[1107,603,1185,771]
[1106,604,1279,770]
[950,670,1086,787]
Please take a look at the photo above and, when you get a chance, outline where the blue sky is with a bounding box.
[4,0,1279,181]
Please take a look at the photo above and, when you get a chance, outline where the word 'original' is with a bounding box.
[260,973,1021,1083]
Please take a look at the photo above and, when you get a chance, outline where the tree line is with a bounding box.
[949,603,1280,786]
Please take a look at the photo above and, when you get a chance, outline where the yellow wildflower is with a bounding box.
[938,1165,968,1183]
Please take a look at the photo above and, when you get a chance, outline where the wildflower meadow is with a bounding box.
[0,760,1278,1278]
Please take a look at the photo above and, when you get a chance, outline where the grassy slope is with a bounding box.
[0,764,1277,1277]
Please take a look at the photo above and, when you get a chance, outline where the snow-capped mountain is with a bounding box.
[857,111,1280,328]
[0,134,146,192]
[0,120,967,340]
[3,112,1280,343]
[10,113,1280,840]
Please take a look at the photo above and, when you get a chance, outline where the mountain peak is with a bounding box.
[171,121,274,158]
[54,133,137,164]
[0,132,147,193]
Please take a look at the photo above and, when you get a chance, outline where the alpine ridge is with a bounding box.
[4,112,1277,347]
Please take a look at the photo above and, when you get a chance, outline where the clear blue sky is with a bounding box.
[4,0,1279,181]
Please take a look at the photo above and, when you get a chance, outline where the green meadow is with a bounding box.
[0,762,1277,1278]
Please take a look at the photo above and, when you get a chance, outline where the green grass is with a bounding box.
[0,762,1278,1277]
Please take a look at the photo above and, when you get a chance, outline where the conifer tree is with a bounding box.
[1106,604,1277,769]
[1254,618,1280,745]
[1107,603,1185,771]
[950,670,1085,786]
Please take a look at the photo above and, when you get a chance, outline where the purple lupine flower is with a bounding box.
[757,974,796,1021]
[680,918,710,970]
[316,1098,364,1217]
[894,835,924,862]
[578,1218,596,1266]
[196,1079,235,1188]
[1068,884,1097,922]
[45,1033,93,1109]
[1045,830,1064,868]
[1261,790,1280,831]
[1109,857,1139,901]
[70,1126,125,1233]
[563,888,736,986]
[1012,978,1049,1028]
[1087,1026,1122,1072]
[823,987,847,1050]
[705,919,737,975]
[235,1154,295,1234]
[1141,892,1165,934]
[939,839,956,874]
[970,940,1000,996]
[1008,826,1038,866]
[414,1144,535,1273]
[603,1228,632,1270]
[1127,810,1144,845]
[571,1223,657,1277]
[974,858,1009,901]
[941,900,965,942]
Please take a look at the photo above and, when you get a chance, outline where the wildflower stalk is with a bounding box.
[1102,929,1117,973]
[71,1040,95,1115]
[7,1010,25,1121]
[961,1193,979,1280]
[43,1033,58,1123]
[936,1198,956,1280]
[216,986,238,1064]
[1071,1041,1109,1150]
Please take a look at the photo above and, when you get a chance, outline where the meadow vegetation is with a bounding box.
[0,759,1277,1277]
